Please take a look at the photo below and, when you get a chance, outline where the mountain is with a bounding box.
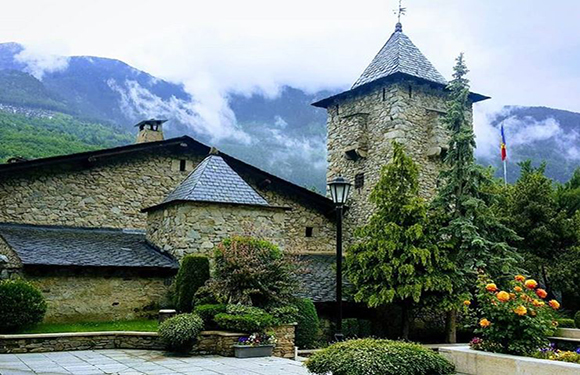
[0,42,578,190]
[480,106,580,184]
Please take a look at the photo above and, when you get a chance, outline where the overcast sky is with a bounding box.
[1,0,580,156]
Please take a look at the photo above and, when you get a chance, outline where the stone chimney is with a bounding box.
[135,119,166,143]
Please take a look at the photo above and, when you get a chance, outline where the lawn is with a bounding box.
[20,319,158,334]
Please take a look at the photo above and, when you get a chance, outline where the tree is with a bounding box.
[430,53,520,342]
[346,141,454,339]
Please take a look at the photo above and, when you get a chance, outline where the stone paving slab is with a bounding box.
[0,349,310,375]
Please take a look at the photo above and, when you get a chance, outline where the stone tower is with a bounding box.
[313,22,488,243]
[135,119,166,143]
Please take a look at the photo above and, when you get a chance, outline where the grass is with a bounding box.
[20,319,158,334]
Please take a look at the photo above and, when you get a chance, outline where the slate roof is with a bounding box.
[0,224,178,269]
[351,23,447,89]
[296,254,348,303]
[159,154,270,208]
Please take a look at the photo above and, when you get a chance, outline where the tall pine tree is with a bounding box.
[346,141,454,339]
[431,53,520,342]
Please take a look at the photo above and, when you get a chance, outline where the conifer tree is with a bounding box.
[346,141,454,339]
[431,53,520,342]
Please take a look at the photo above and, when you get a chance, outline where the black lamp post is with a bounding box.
[328,176,352,342]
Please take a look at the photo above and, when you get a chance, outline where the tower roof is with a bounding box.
[160,154,270,207]
[351,23,447,89]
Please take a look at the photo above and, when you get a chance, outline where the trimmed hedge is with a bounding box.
[294,298,320,349]
[194,304,226,327]
[0,279,47,332]
[158,313,204,353]
[557,318,576,328]
[306,338,455,375]
[214,312,275,332]
[575,311,580,328]
[175,255,210,313]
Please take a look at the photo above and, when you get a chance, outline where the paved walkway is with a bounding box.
[0,349,310,375]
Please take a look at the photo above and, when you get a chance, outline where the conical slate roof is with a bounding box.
[351,23,447,89]
[162,154,269,207]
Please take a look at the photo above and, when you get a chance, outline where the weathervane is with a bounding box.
[394,0,406,24]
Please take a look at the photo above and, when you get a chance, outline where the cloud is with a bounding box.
[107,79,251,143]
[14,46,69,80]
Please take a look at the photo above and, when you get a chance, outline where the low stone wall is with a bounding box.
[0,325,297,358]
[0,332,163,354]
[555,328,580,339]
[439,346,580,375]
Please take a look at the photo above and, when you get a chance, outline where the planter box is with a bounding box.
[233,345,274,358]
[439,345,579,375]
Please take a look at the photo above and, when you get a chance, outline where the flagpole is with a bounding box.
[503,159,507,186]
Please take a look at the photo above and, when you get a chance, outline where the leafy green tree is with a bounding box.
[430,53,520,342]
[556,167,580,217]
[505,162,578,308]
[346,141,454,339]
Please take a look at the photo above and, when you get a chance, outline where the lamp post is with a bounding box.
[328,176,352,342]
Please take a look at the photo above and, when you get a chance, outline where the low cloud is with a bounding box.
[14,46,69,80]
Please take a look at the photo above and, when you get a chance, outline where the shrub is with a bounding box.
[158,313,204,353]
[174,255,210,313]
[0,279,47,332]
[557,318,576,328]
[214,312,275,332]
[206,236,297,307]
[469,274,560,355]
[269,305,299,325]
[305,338,455,375]
[193,304,226,327]
[294,298,320,349]
[575,311,580,328]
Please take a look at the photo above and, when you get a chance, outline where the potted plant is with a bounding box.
[233,332,277,358]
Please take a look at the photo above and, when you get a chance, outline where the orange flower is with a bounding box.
[486,283,498,292]
[532,299,545,307]
[525,279,538,289]
[497,291,510,302]
[515,275,526,282]
[530,310,537,317]
[514,305,527,316]
[535,289,547,299]
[463,300,471,306]
[548,300,560,310]
[552,320,559,327]
[509,293,516,300]
[514,286,523,292]
[480,318,491,327]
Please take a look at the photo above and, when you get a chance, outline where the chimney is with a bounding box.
[135,119,166,143]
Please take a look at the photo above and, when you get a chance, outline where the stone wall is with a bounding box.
[271,324,296,359]
[24,268,174,322]
[0,150,203,229]
[146,202,287,258]
[325,79,473,244]
[0,235,22,279]
[0,332,163,354]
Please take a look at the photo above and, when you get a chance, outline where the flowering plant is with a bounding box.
[467,274,560,355]
[236,332,277,347]
[532,343,580,364]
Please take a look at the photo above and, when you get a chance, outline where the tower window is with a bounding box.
[305,227,314,238]
[336,105,340,115]
[179,159,187,171]
[408,85,413,98]
[382,88,386,101]
[355,173,365,189]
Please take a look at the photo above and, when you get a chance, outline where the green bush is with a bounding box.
[557,318,576,328]
[207,236,297,307]
[158,313,204,353]
[0,279,47,332]
[575,311,580,328]
[294,298,320,349]
[214,312,275,332]
[174,255,210,313]
[269,305,299,325]
[194,304,226,327]
[306,338,455,375]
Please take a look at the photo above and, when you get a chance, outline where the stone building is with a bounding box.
[313,22,488,242]
[0,121,337,321]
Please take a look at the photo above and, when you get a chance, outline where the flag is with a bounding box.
[500,124,507,161]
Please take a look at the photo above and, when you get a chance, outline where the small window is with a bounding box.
[305,227,314,238]
[179,159,186,171]
[408,85,413,99]
[355,173,365,189]
[382,87,386,101]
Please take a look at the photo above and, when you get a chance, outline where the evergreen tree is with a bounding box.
[346,141,454,339]
[430,54,520,342]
